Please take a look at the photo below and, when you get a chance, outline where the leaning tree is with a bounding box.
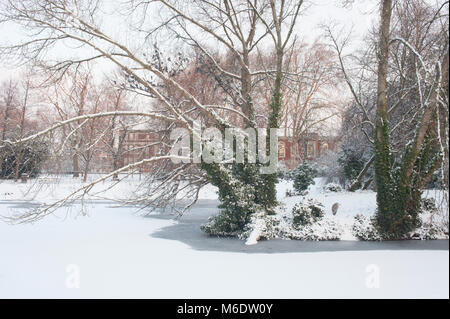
[0,0,305,239]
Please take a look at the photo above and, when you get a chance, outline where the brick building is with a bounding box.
[119,130,163,171]
[118,130,339,172]
[278,133,340,169]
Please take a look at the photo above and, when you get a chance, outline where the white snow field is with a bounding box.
[0,176,448,298]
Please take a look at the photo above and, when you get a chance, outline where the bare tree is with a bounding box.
[99,84,131,180]
[44,67,97,178]
[276,41,341,165]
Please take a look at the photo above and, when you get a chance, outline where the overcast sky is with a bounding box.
[0,0,379,82]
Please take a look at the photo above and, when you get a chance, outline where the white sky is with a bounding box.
[0,0,379,82]
[297,0,378,41]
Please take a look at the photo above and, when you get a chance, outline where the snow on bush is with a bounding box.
[352,198,449,241]
[351,214,382,241]
[324,183,343,193]
[277,162,293,181]
[203,193,446,243]
[291,198,324,227]
[241,198,343,243]
[411,220,449,240]
[201,210,246,237]
[243,210,281,245]
[410,198,449,240]
[281,216,343,241]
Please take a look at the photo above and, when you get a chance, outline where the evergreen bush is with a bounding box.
[292,163,317,193]
[324,182,343,192]
[0,140,48,179]
[292,198,324,228]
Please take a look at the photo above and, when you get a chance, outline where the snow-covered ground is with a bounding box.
[0,176,448,298]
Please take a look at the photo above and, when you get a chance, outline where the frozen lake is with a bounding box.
[0,200,448,298]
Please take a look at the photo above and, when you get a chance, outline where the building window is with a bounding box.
[319,143,329,156]
[307,142,315,157]
[278,142,286,159]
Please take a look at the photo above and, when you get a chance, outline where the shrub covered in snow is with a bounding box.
[280,217,343,241]
[410,198,449,240]
[277,162,293,180]
[351,214,381,241]
[352,198,449,241]
[201,209,249,237]
[200,164,271,237]
[411,221,448,240]
[241,210,281,244]
[291,198,324,227]
[324,183,343,192]
[292,163,317,193]
[239,197,343,243]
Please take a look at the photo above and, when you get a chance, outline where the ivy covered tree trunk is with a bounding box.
[200,1,301,238]
[263,50,284,214]
[374,0,394,225]
[374,0,449,239]
[201,54,283,235]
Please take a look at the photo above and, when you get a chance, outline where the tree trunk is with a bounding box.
[83,159,89,183]
[14,149,23,182]
[263,47,284,212]
[349,155,375,191]
[14,82,29,182]
[373,0,397,238]
[112,153,119,181]
[73,153,79,178]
